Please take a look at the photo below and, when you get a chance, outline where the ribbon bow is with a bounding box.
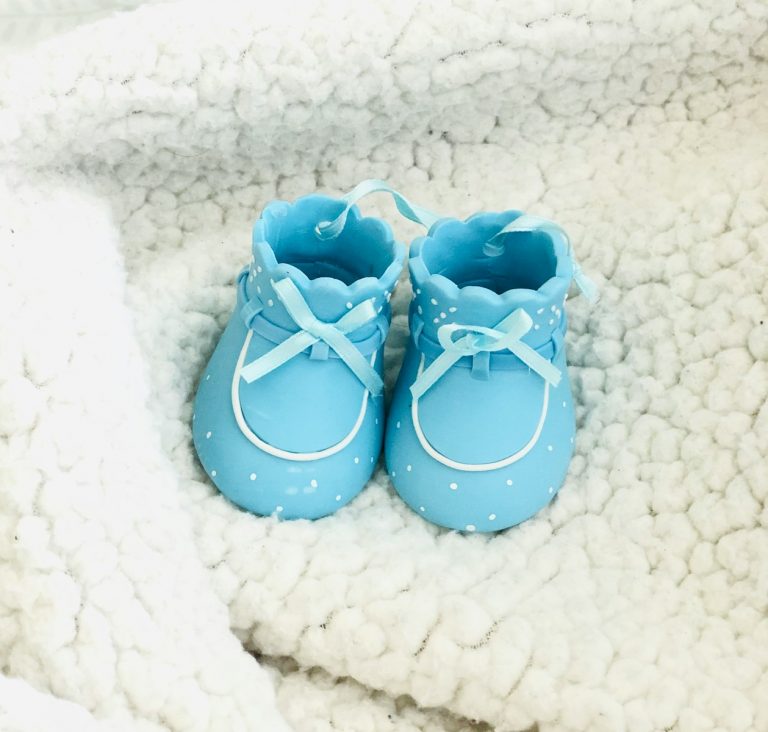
[410,308,561,399]
[240,277,384,396]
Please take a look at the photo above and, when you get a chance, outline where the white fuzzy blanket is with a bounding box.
[2,1,768,730]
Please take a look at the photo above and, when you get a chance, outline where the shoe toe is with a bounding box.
[193,314,382,520]
[194,424,378,519]
[386,351,575,532]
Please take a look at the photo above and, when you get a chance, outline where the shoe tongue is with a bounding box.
[245,247,391,337]
[412,284,568,349]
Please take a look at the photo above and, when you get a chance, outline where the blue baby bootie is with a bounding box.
[193,183,417,519]
[385,212,598,533]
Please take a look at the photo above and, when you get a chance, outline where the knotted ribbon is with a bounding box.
[410,308,562,399]
[240,277,384,396]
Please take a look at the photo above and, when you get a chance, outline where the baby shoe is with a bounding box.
[385,212,597,533]
[192,185,413,519]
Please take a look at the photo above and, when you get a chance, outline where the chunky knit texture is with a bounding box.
[1,1,768,730]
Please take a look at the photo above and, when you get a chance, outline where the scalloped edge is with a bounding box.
[411,211,574,311]
[251,194,406,301]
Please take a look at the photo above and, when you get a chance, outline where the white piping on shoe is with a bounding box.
[410,354,549,471]
[232,330,372,461]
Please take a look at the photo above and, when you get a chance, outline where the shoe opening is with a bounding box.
[262,195,396,285]
[421,215,558,294]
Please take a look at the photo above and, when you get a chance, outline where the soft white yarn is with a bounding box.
[0,180,291,731]
[1,1,767,730]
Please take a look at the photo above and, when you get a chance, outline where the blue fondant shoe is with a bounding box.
[193,191,406,519]
[385,212,598,533]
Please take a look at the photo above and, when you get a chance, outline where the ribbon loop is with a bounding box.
[410,308,561,400]
[315,179,442,239]
[239,278,384,396]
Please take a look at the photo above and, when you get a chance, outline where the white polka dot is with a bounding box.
[419,506,425,512]
[248,274,254,282]
[354,457,359,464]
[547,445,553,451]
[537,308,545,314]
[449,482,458,490]
[370,456,374,463]
[205,374,210,380]
[548,486,554,494]
[440,312,447,319]
[335,494,341,501]
[506,479,513,486]
[407,464,412,472]
[417,305,423,315]
[488,513,496,521]
[267,299,274,307]
[416,289,421,295]
[465,524,476,532]
[377,305,383,313]
[430,298,438,305]
[449,307,457,313]
[570,437,574,444]
[433,317,439,323]
[276,505,283,512]
[257,265,263,273]
[205,431,212,439]
[548,318,555,325]
[562,401,567,408]
[392,471,396,478]
[257,285,262,294]
[310,479,318,488]
[396,421,401,429]
[250,473,257,480]
[386,292,392,302]
[551,304,557,312]
[555,309,561,317]
[346,301,353,309]
[375,418,379,425]
[534,324,540,330]
[211,470,217,477]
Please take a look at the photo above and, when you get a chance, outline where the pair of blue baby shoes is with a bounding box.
[193,181,597,533]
